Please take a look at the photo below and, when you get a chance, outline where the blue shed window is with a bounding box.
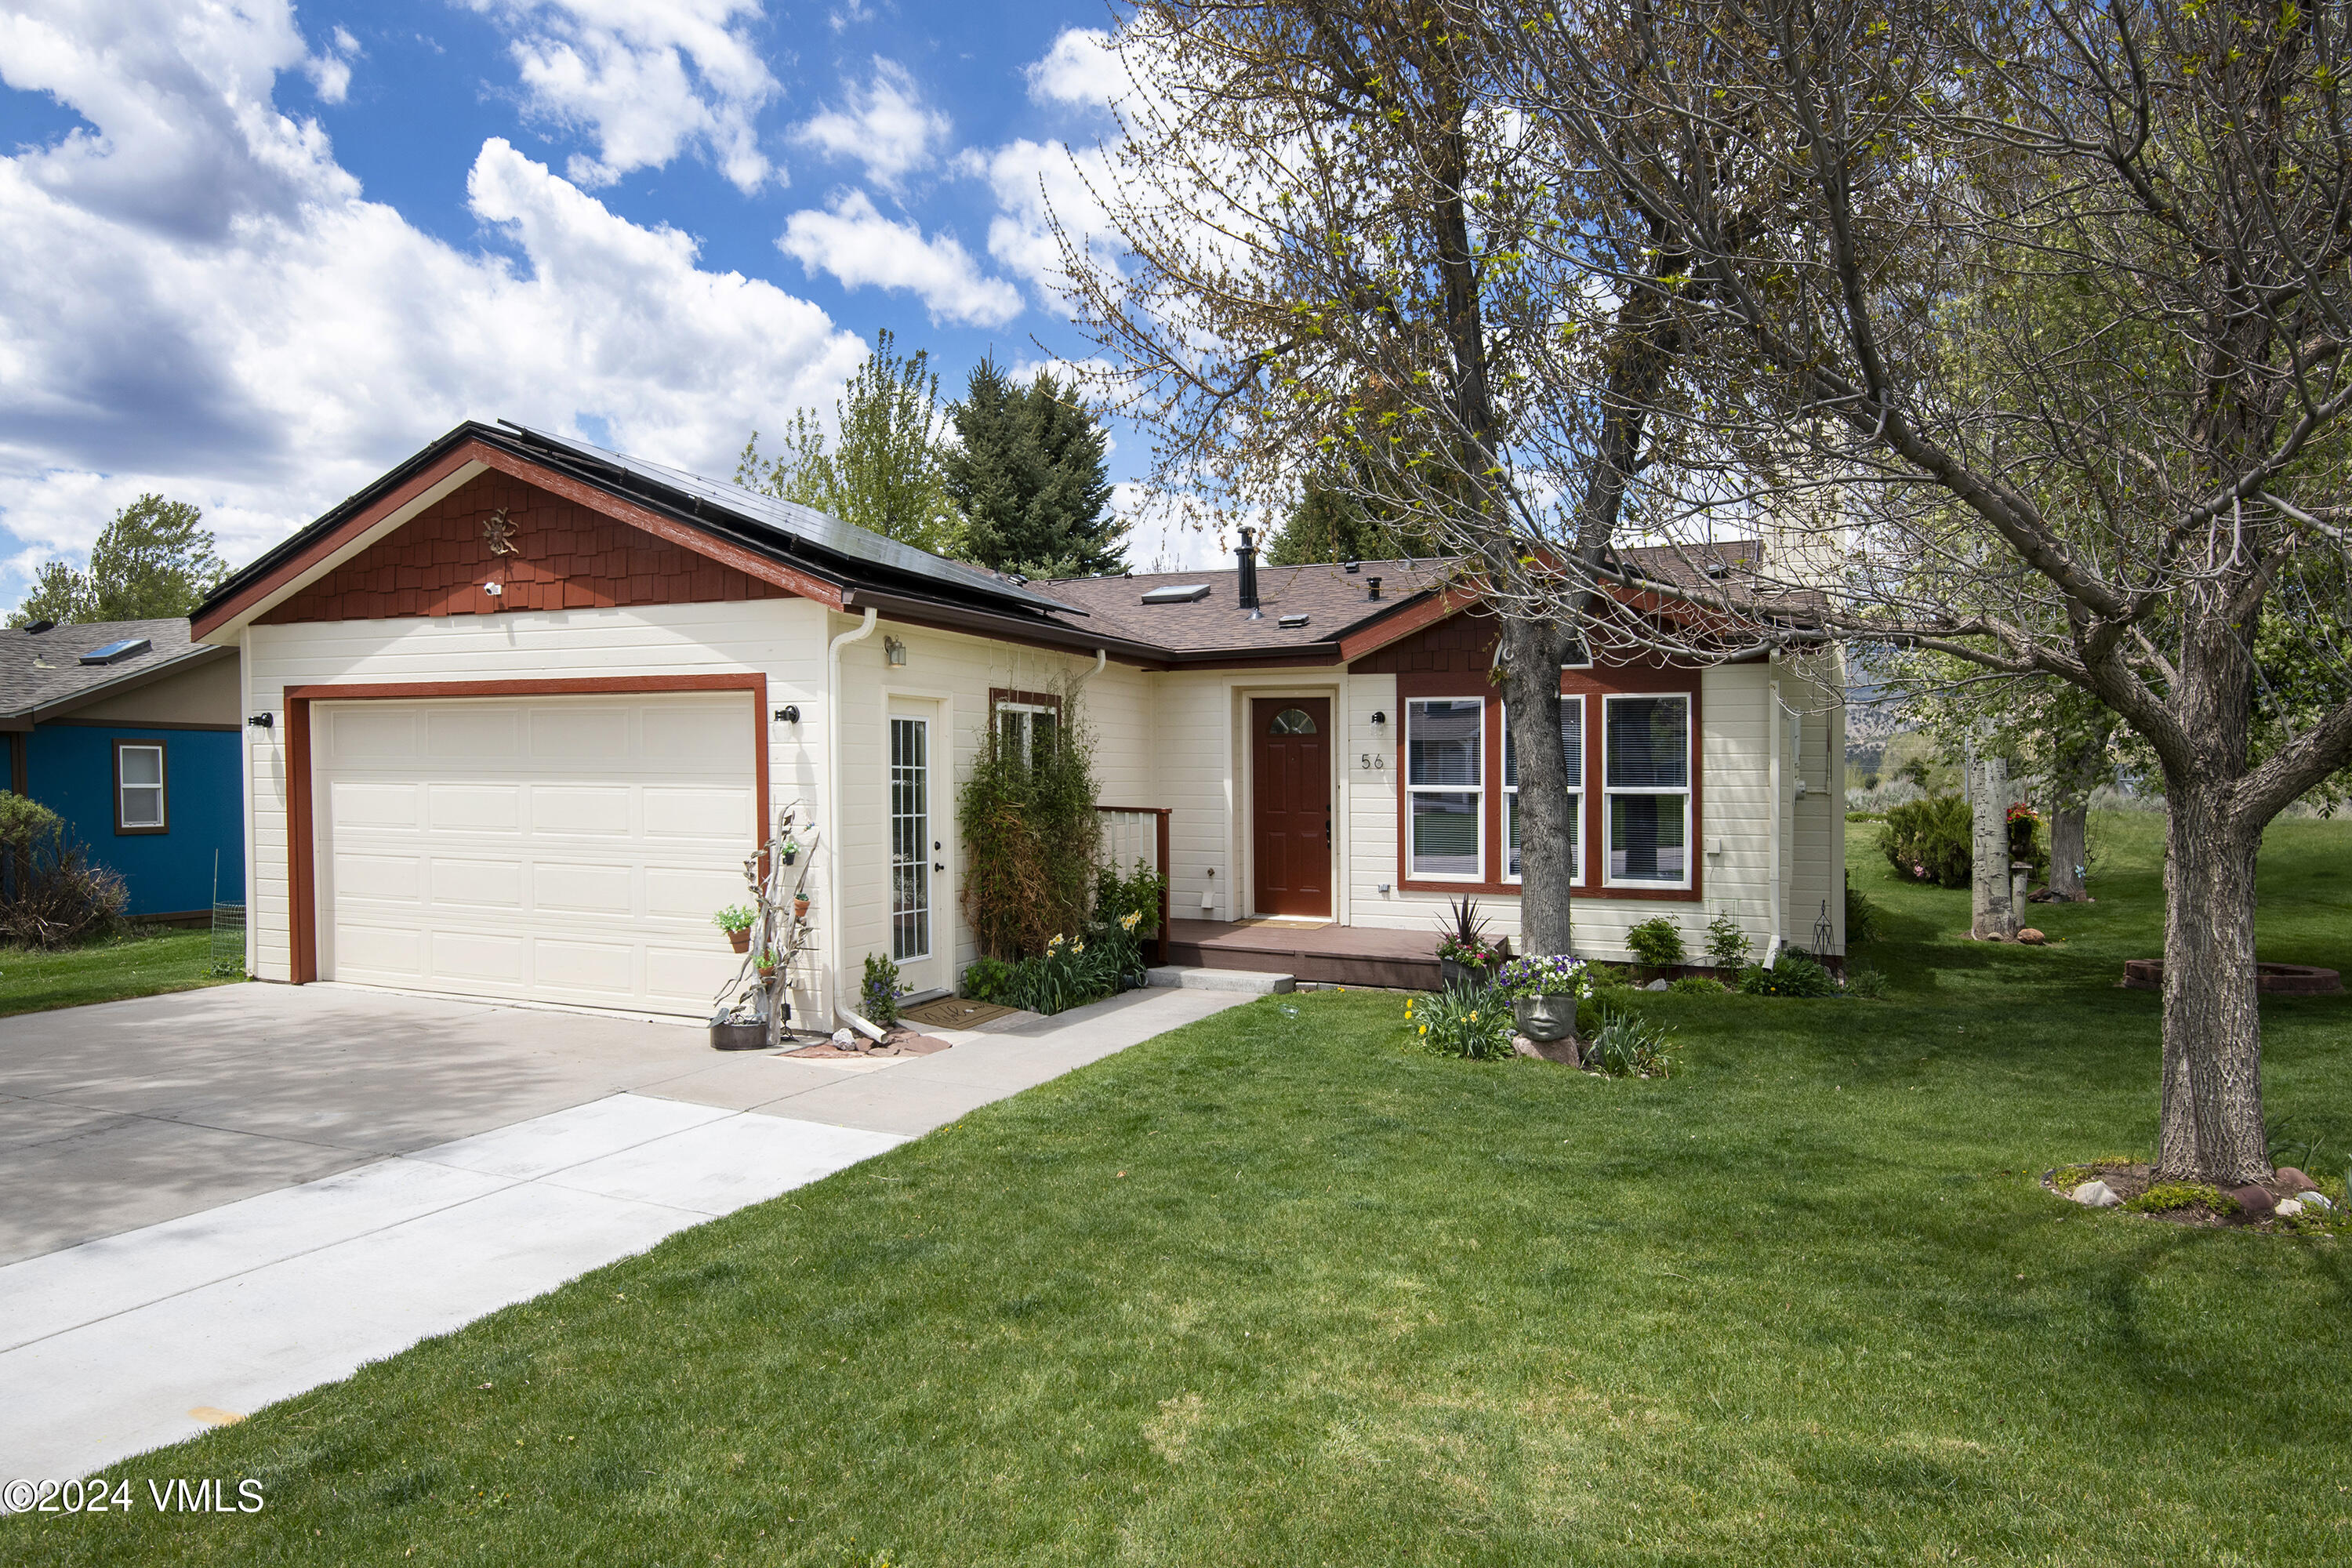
[115,740,168,834]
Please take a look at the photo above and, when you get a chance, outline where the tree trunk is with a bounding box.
[2155,786,2269,1184]
[2048,804,2089,902]
[1970,753,2016,939]
[1502,612,1576,959]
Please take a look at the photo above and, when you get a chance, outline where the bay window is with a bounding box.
[1503,697,1584,884]
[1603,695,1691,887]
[1405,698,1482,878]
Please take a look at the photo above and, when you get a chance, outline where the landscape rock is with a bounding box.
[2302,1192,2336,1211]
[2070,1180,2121,1208]
[829,1029,856,1047]
[2276,1198,2306,1218]
[1644,978,1670,991]
[2226,1184,2276,1217]
[2275,1167,2320,1194]
[2016,928,2047,945]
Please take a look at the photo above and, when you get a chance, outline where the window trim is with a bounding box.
[114,738,169,836]
[989,686,1062,768]
[1503,695,1584,888]
[1601,691,1693,891]
[1403,697,1485,883]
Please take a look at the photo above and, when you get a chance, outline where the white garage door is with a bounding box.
[312,692,756,1016]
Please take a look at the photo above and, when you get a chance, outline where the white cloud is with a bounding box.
[304,25,360,103]
[1025,27,1123,109]
[964,136,1115,307]
[467,0,779,193]
[779,191,1022,327]
[0,2,863,602]
[789,57,947,190]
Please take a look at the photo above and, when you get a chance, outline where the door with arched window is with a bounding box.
[1250,698,1331,917]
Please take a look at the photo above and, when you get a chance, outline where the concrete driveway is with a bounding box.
[0,978,1250,1483]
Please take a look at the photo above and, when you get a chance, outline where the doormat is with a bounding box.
[902,996,1014,1029]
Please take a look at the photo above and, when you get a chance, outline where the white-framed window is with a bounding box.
[890,717,931,961]
[1504,695,1584,885]
[1405,698,1483,879]
[114,741,166,833]
[996,701,1058,765]
[1561,638,1593,670]
[1603,694,1692,887]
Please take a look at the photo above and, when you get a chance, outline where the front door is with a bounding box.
[887,702,948,998]
[1251,698,1331,918]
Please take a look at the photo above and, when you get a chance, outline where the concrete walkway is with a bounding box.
[0,982,1248,1484]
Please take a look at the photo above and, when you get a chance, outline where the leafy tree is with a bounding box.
[9,495,226,626]
[942,359,1126,578]
[736,329,959,554]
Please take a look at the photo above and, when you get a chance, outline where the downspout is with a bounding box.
[1073,647,1107,693]
[1766,655,1784,966]
[825,607,879,1029]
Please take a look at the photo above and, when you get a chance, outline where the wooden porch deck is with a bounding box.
[1162,919,1442,990]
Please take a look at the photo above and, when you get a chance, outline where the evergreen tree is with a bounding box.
[736,328,959,554]
[9,495,226,626]
[1262,472,1439,565]
[942,359,1124,578]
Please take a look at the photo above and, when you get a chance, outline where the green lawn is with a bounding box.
[0,927,242,1018]
[13,813,2352,1565]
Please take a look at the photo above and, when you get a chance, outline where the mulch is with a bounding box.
[782,1030,954,1060]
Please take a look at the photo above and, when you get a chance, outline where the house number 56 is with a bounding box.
[1359,753,1385,770]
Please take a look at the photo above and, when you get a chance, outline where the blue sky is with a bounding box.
[0,0,1219,612]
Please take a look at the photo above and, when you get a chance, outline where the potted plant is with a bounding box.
[779,834,800,866]
[1436,896,1508,989]
[713,903,756,953]
[1497,954,1590,1054]
[793,894,810,920]
[754,949,779,982]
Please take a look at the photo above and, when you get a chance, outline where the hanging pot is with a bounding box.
[728,927,751,954]
[782,848,797,866]
[793,896,810,919]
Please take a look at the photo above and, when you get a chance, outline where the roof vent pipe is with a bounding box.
[1236,527,1261,619]
[1367,575,1381,601]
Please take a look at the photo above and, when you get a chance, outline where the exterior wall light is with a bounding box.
[245,713,274,729]
[1370,710,1388,728]
[884,635,907,666]
[775,706,800,725]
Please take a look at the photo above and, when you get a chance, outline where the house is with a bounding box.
[3,618,247,920]
[191,421,1846,1025]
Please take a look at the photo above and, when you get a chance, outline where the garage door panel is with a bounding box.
[314,691,759,1017]
[427,783,522,832]
[529,786,633,837]
[432,857,525,909]
[529,706,633,760]
[332,781,422,829]
[328,708,419,760]
[334,852,422,902]
[533,861,635,914]
[645,865,744,918]
[426,706,521,759]
[642,786,752,840]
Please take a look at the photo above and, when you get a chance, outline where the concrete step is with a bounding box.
[1145,966,1295,995]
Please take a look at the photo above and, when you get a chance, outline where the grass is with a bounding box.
[12,811,2352,1564]
[0,926,242,1018]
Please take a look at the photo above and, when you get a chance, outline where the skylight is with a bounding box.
[1139,583,1211,604]
[1277,614,1310,629]
[79,637,152,666]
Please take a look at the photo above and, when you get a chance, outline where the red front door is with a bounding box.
[1252,698,1331,917]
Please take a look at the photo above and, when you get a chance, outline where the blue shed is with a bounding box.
[4,618,245,920]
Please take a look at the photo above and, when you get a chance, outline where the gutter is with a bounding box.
[825,607,879,1029]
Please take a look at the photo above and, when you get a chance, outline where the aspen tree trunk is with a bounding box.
[1970,754,2016,939]
[1504,615,1575,958]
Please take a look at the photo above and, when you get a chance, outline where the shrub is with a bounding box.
[1005,934,1116,1016]
[1583,1011,1675,1077]
[860,952,904,1025]
[1739,952,1837,997]
[1094,858,1168,936]
[1704,914,1751,971]
[1624,916,1686,970]
[1669,975,1728,995]
[2124,1182,2239,1216]
[959,677,1102,960]
[1843,872,1885,943]
[0,795,127,949]
[1844,965,1890,999]
[961,956,1014,1003]
[1407,985,1515,1061]
[1880,794,1972,887]
[1434,896,1506,971]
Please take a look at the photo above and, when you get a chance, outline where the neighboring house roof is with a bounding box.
[0,618,230,731]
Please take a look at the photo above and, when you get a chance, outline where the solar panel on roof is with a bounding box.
[79,637,151,665]
[501,423,1081,619]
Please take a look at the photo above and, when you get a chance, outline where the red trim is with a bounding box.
[284,673,768,985]
[197,438,841,638]
[1336,586,1479,662]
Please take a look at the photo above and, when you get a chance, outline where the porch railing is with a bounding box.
[1094,805,1173,965]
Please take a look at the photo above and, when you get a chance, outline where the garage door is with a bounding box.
[312,692,756,1016]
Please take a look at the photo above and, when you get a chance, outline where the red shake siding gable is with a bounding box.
[259,473,795,624]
